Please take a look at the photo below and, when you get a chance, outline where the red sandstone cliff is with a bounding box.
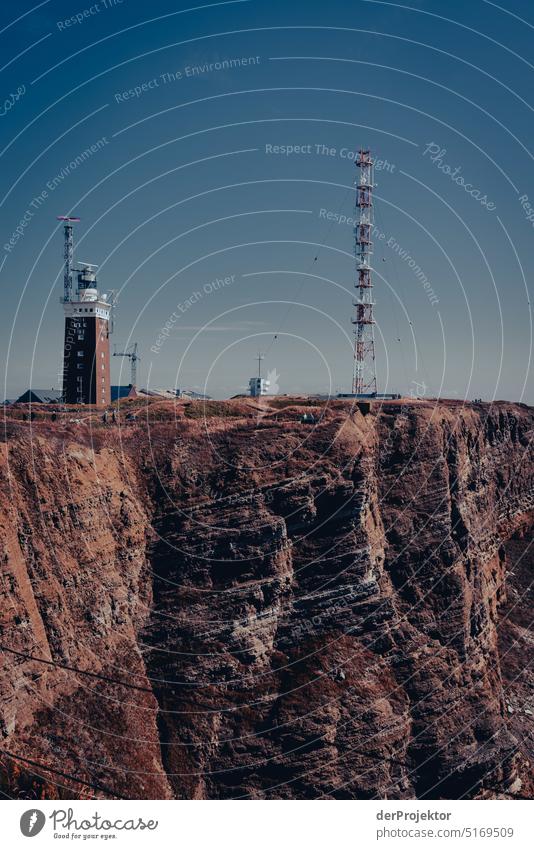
[0,399,533,799]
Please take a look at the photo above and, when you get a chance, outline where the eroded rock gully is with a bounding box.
[0,400,532,799]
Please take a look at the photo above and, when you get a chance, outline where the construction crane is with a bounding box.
[57,215,80,303]
[113,343,140,387]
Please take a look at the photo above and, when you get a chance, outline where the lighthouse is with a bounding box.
[59,218,111,406]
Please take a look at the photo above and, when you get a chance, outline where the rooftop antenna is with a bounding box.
[256,351,264,379]
[114,342,140,387]
[57,215,80,303]
[352,150,377,395]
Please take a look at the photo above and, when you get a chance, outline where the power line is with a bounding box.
[0,750,125,799]
[0,644,152,694]
[375,198,433,395]
[265,183,354,356]
[374,198,411,391]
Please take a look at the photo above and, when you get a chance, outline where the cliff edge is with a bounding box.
[0,398,532,799]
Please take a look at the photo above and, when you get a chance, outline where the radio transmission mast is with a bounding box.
[352,150,377,396]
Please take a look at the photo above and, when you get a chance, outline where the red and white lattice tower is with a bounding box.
[352,149,377,395]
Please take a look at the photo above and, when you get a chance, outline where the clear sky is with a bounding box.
[1,0,533,402]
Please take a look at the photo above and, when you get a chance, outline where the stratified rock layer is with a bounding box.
[0,399,533,799]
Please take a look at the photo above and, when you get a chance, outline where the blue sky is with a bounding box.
[1,0,533,401]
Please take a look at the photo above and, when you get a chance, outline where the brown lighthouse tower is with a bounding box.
[59,218,111,406]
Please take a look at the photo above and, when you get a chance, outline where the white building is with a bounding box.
[249,376,270,397]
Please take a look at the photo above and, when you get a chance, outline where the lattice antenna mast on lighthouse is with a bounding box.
[352,150,377,395]
[57,215,80,303]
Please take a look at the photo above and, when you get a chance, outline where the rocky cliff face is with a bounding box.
[0,399,532,799]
